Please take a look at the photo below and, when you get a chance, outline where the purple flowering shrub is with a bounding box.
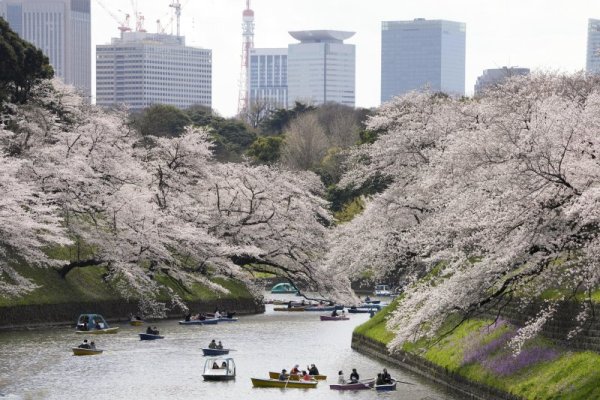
[483,347,559,376]
[461,319,560,376]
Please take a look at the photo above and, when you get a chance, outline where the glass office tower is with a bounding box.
[249,48,288,109]
[287,30,355,107]
[0,0,91,98]
[381,18,465,103]
[587,19,600,73]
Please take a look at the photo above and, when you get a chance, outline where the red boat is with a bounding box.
[320,315,349,321]
[330,379,375,390]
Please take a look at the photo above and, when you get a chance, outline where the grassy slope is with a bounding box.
[354,303,600,400]
[0,263,254,308]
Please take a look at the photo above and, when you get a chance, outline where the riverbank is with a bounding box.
[0,263,263,330]
[352,301,600,400]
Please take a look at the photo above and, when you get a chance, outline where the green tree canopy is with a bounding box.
[132,104,191,137]
[0,17,53,104]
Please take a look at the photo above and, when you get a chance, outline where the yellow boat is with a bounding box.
[268,372,327,381]
[251,378,317,389]
[72,347,103,356]
[129,320,144,326]
[273,307,306,312]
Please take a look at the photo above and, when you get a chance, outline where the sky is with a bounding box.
[92,0,600,117]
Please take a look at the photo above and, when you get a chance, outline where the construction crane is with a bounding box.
[169,0,182,37]
[94,0,131,37]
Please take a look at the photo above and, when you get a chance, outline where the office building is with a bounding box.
[0,0,91,98]
[381,18,465,102]
[587,19,600,73]
[474,67,530,96]
[248,48,288,109]
[287,30,355,107]
[96,32,212,111]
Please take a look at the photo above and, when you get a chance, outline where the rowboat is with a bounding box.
[251,378,318,389]
[72,347,103,356]
[139,333,164,340]
[202,348,232,356]
[178,318,219,325]
[320,315,349,321]
[330,379,375,390]
[129,320,144,326]
[216,317,238,322]
[268,372,327,381]
[305,306,339,312]
[75,314,119,334]
[375,380,397,391]
[273,307,306,312]
[202,357,236,381]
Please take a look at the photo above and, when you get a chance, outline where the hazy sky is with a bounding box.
[92,0,600,117]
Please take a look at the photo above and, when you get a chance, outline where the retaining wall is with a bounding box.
[0,298,264,330]
[352,333,522,400]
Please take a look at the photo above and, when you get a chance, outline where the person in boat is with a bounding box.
[226,311,236,319]
[350,368,360,383]
[216,341,223,349]
[212,362,220,369]
[382,368,392,384]
[365,295,371,302]
[221,361,227,369]
[341,309,346,317]
[184,312,191,322]
[208,339,217,349]
[278,369,288,380]
[331,309,339,317]
[287,300,293,309]
[308,364,320,375]
[301,371,311,381]
[89,341,96,350]
[376,373,384,385]
[214,310,221,318]
[78,339,91,349]
[290,364,300,375]
[337,370,346,384]
[146,326,159,335]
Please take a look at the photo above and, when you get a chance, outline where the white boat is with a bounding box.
[202,357,236,381]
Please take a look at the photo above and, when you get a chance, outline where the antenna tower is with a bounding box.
[237,0,254,114]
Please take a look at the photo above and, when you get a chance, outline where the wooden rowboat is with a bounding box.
[251,378,317,388]
[375,379,397,391]
[268,372,327,381]
[72,347,103,356]
[178,318,219,325]
[273,307,306,312]
[139,333,164,340]
[320,315,349,321]
[75,327,119,334]
[202,348,231,356]
[329,379,375,390]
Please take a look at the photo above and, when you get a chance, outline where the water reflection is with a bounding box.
[0,299,460,400]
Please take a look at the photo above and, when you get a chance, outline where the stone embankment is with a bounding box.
[352,332,521,400]
[0,298,264,330]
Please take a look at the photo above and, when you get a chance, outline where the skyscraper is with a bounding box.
[287,30,355,107]
[248,48,288,109]
[587,19,600,73]
[381,18,465,103]
[0,0,91,98]
[96,32,212,111]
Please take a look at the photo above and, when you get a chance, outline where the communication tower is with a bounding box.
[237,0,254,114]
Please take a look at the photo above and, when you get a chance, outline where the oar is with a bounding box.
[389,377,414,385]
[284,375,291,389]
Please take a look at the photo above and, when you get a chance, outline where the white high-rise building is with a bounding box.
[0,0,91,98]
[587,19,600,73]
[248,48,288,109]
[96,32,212,111]
[287,30,355,107]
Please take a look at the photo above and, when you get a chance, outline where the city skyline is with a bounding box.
[84,0,600,116]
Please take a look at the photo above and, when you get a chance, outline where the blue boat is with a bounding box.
[202,348,232,356]
[217,317,238,322]
[139,333,164,340]
[75,314,119,334]
[305,306,338,312]
[179,318,219,325]
[375,380,397,391]
[270,282,298,294]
